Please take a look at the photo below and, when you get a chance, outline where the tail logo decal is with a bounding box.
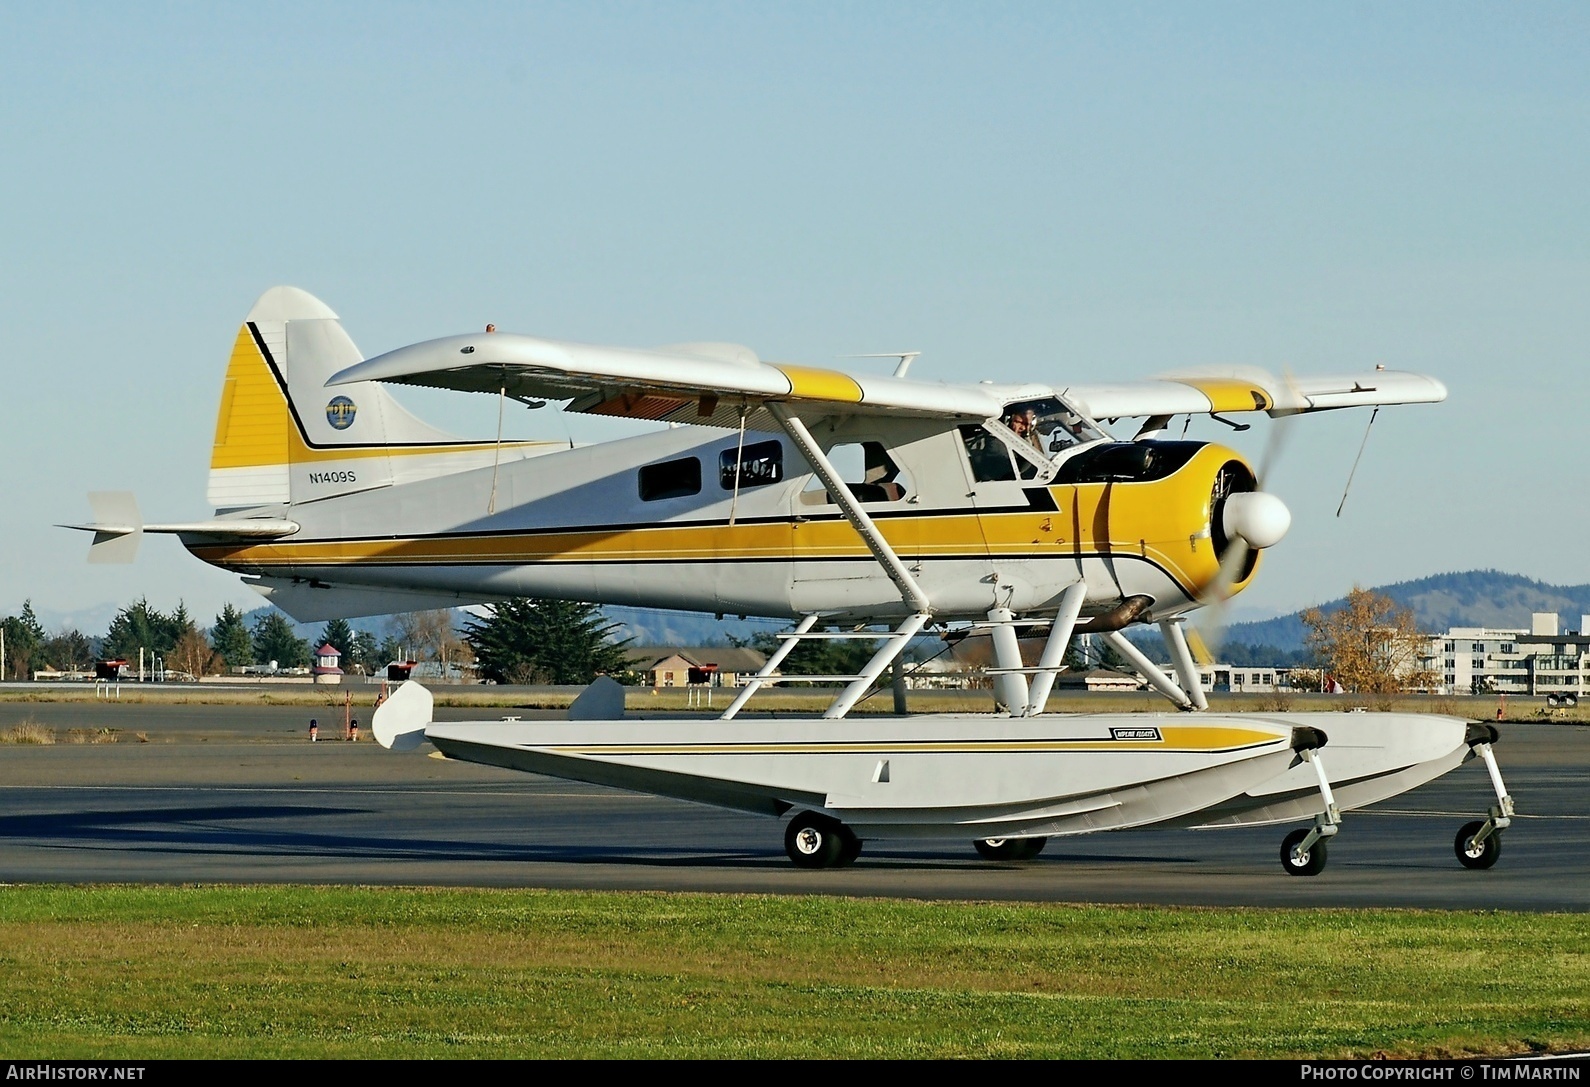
[326,396,357,430]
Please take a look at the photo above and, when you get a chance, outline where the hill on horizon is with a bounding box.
[1225,570,1590,654]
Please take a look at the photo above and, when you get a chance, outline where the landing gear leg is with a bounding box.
[1280,747,1341,877]
[1455,727,1513,870]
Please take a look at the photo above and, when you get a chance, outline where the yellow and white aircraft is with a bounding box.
[68,286,1514,875]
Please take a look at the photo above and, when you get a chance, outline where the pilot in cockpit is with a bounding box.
[1004,406,1045,453]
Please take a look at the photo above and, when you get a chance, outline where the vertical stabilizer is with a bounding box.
[208,286,551,512]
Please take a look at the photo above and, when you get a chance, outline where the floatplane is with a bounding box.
[68,287,1514,874]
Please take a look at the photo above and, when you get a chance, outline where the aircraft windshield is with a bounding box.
[999,397,1107,455]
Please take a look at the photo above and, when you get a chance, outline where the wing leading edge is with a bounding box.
[1061,368,1447,421]
[329,331,1446,429]
[328,333,1016,429]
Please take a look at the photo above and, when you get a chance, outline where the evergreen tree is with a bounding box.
[349,630,380,673]
[210,604,254,667]
[1,601,47,679]
[40,630,95,671]
[251,611,309,668]
[102,599,183,660]
[376,634,405,666]
[319,618,355,658]
[463,599,631,684]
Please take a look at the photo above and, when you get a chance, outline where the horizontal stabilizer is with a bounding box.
[62,491,298,564]
[82,491,141,564]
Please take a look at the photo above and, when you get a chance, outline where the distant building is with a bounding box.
[1056,668,1145,693]
[312,643,343,685]
[627,646,769,688]
[1194,664,1292,693]
[1422,612,1590,696]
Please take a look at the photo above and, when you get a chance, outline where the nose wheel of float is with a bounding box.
[1454,731,1512,870]
[1277,725,1518,876]
[1455,820,1502,869]
[784,812,862,869]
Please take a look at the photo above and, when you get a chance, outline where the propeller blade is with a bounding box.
[1192,368,1301,654]
[1192,536,1250,658]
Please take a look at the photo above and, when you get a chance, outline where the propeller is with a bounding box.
[1189,377,1300,661]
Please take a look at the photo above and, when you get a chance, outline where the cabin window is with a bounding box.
[959,425,1017,482]
[720,440,784,490]
[801,441,909,504]
[638,456,701,501]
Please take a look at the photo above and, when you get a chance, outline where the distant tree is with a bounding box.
[170,627,221,679]
[1,601,47,679]
[251,611,308,669]
[376,634,405,666]
[736,626,878,680]
[319,618,355,658]
[1302,587,1436,694]
[391,610,474,673]
[102,599,183,661]
[210,604,254,668]
[463,599,631,684]
[348,630,380,675]
[40,629,95,672]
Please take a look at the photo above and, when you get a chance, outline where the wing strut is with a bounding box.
[1025,581,1087,715]
[1159,618,1210,711]
[720,614,819,720]
[714,405,933,722]
[768,404,930,614]
[1101,630,1195,711]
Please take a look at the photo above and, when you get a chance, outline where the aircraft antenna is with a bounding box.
[1335,407,1379,518]
[842,352,921,378]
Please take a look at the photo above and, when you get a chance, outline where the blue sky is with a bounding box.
[2,3,1586,631]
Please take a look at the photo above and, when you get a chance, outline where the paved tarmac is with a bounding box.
[1,702,1585,909]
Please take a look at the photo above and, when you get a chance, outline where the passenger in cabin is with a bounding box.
[859,444,905,502]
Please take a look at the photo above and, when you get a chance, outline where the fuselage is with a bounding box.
[187,415,1259,624]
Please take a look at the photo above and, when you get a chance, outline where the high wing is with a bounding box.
[1060,367,1447,421]
[328,333,1030,430]
[329,331,1446,430]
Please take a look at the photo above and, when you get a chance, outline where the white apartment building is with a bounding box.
[1424,612,1590,696]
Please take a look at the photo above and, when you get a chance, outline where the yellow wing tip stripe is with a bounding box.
[1174,379,1273,414]
[774,365,864,404]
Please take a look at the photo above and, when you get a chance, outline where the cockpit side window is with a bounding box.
[1002,397,1107,455]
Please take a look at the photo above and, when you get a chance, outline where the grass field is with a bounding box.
[1,886,1586,1059]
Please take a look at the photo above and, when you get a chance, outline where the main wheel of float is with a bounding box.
[1454,820,1502,870]
[785,812,850,869]
[1280,828,1328,876]
[974,836,1047,861]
